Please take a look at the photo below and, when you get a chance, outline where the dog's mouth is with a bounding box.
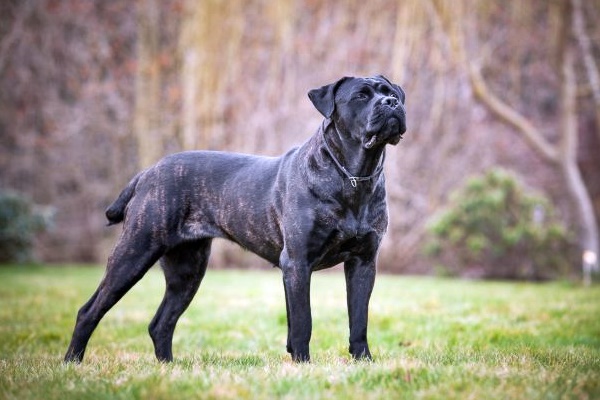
[364,116,406,149]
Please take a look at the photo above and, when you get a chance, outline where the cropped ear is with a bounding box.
[377,74,405,104]
[308,77,350,118]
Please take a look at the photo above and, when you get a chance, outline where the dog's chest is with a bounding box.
[314,180,387,236]
[319,197,382,249]
[332,206,371,239]
[309,206,380,270]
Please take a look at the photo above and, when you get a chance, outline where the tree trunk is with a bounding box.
[559,47,599,256]
[180,49,198,150]
[134,0,162,168]
[572,0,600,143]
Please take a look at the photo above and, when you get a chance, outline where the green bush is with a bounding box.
[425,169,575,280]
[0,190,52,264]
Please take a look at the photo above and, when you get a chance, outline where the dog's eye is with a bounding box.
[381,86,398,99]
[354,92,370,101]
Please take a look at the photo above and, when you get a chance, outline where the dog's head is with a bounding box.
[308,75,406,149]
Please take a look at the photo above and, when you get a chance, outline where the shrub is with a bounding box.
[424,169,575,280]
[0,190,52,264]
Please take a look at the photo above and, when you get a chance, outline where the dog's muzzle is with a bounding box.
[364,99,406,149]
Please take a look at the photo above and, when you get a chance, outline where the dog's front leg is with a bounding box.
[280,249,312,362]
[344,256,376,360]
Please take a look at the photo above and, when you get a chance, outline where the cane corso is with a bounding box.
[64,75,406,363]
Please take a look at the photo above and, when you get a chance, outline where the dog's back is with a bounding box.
[107,150,293,263]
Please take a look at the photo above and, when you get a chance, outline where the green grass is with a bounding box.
[0,265,598,399]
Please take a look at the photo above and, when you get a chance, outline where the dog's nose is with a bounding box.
[382,96,399,109]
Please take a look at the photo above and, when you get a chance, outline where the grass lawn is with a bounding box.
[0,265,598,399]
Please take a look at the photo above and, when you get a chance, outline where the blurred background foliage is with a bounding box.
[0,0,599,278]
[425,169,576,280]
[0,190,52,264]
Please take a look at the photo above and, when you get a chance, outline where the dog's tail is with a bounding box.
[105,172,143,226]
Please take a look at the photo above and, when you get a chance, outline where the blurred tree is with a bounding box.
[0,0,138,261]
[431,0,599,260]
[1,0,598,273]
[179,0,244,151]
[572,0,600,144]
[134,0,162,168]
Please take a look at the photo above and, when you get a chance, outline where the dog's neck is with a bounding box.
[320,119,385,185]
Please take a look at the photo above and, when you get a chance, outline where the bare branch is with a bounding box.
[428,0,559,164]
[467,63,560,164]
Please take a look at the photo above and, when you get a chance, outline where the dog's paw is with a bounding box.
[291,352,311,363]
[350,344,372,361]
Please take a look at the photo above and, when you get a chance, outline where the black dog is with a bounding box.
[64,75,406,363]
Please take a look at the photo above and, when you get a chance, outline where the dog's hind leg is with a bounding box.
[149,239,211,362]
[64,230,164,363]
